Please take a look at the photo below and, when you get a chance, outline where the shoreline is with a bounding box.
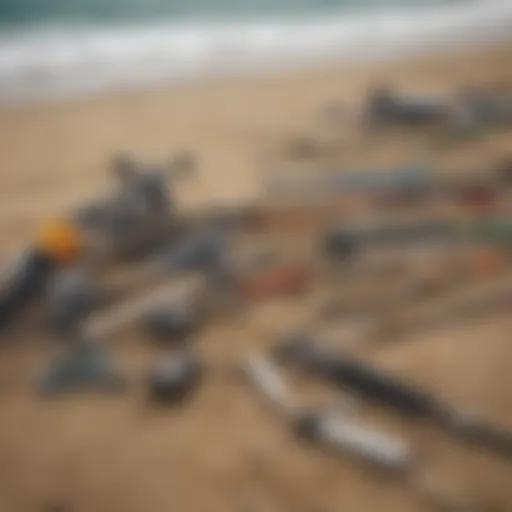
[1,0,511,107]
[3,37,512,114]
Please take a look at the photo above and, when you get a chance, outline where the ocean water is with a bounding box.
[0,0,510,104]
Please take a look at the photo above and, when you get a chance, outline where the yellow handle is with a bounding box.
[36,218,84,264]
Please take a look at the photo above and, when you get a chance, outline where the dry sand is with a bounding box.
[0,41,512,511]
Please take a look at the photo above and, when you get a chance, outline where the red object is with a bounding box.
[237,262,313,300]
[457,185,497,212]
[467,246,506,277]
[241,206,268,231]
[240,204,344,233]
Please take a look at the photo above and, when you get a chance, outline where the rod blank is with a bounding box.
[242,353,413,472]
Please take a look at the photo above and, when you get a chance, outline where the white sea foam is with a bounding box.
[0,0,510,105]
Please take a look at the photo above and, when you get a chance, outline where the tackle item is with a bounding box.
[243,353,488,510]
[38,343,125,395]
[147,349,201,405]
[321,218,456,261]
[237,262,313,301]
[275,338,512,459]
[141,304,202,347]
[321,229,359,262]
[73,152,195,262]
[37,218,84,265]
[0,216,87,330]
[46,266,101,337]
[243,353,412,472]
[363,86,451,129]
[84,276,206,340]
[0,249,56,329]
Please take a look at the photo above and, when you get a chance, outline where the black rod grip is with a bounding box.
[0,248,54,329]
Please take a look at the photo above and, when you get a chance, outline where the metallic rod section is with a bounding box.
[242,353,413,472]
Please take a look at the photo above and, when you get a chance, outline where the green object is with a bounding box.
[433,118,484,149]
[465,216,512,246]
[38,345,124,395]
[452,117,483,141]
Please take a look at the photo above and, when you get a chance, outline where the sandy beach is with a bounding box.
[0,40,512,511]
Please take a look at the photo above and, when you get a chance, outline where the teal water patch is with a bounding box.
[0,0,466,26]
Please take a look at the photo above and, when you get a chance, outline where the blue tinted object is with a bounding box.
[157,229,228,272]
[38,345,122,395]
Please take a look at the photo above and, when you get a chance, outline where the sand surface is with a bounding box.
[0,42,512,511]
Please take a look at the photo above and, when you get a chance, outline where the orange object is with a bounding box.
[238,262,313,301]
[36,218,83,264]
[457,185,497,213]
[245,204,340,234]
[467,246,506,277]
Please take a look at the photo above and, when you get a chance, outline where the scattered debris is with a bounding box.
[38,341,125,395]
[1,80,511,510]
[46,264,102,338]
[363,86,452,130]
[147,348,201,406]
[242,353,486,511]
[273,338,512,458]
[363,83,512,136]
[141,303,203,348]
[323,218,457,252]
[84,276,206,340]
[243,353,297,414]
[457,83,512,128]
[0,248,57,330]
[73,151,195,262]
[242,353,412,471]
[237,261,313,302]
[321,228,359,263]
[263,161,432,201]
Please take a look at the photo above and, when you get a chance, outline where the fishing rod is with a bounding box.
[272,334,512,460]
[241,353,487,511]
